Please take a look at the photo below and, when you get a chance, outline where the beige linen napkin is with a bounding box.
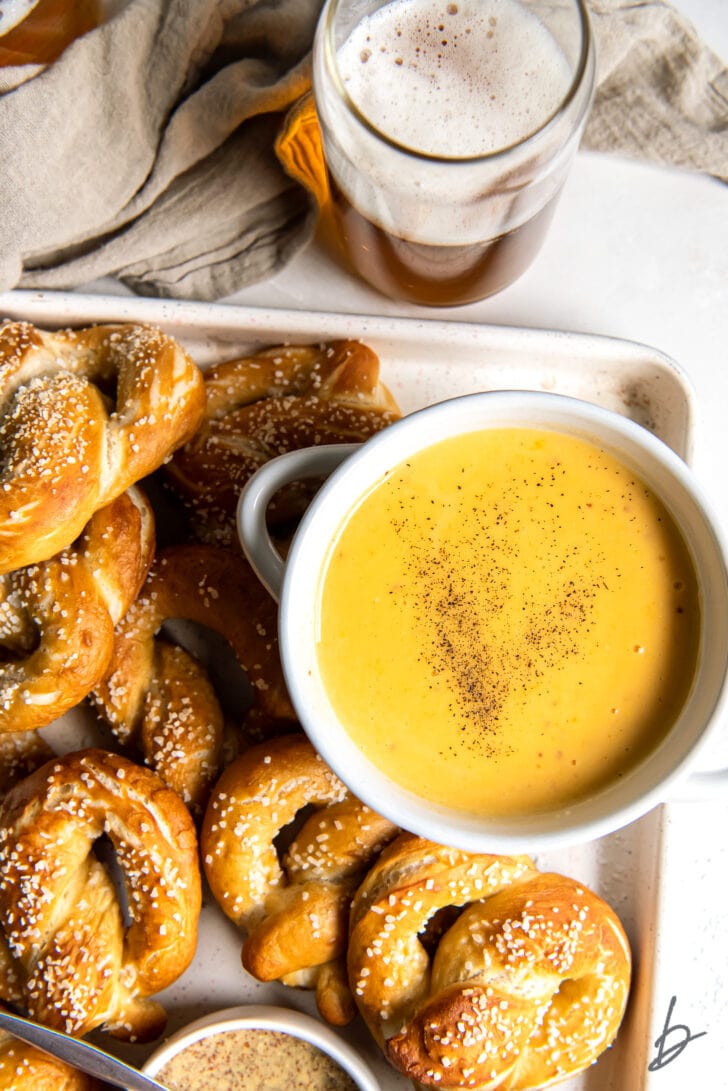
[0,0,324,300]
[0,0,725,302]
[584,0,728,182]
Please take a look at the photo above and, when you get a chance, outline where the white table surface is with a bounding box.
[219,6,728,1085]
[4,3,727,1088]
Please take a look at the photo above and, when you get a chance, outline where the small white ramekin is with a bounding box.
[141,1005,380,1091]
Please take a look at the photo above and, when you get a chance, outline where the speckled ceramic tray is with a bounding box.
[1,288,724,1091]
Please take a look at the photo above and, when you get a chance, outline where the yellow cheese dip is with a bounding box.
[155,1027,359,1090]
[316,427,700,816]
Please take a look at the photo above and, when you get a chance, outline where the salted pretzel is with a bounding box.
[0,486,155,735]
[91,544,296,809]
[348,834,631,1090]
[0,320,205,574]
[0,748,201,1042]
[201,734,399,1025]
[165,338,401,543]
[0,1023,99,1091]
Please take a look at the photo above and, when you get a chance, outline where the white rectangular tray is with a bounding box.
[1,289,724,1091]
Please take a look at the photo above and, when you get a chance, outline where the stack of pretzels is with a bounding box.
[0,320,205,736]
[0,316,632,1091]
[0,319,210,1084]
[0,321,396,798]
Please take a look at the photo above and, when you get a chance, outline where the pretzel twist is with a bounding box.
[0,749,202,1042]
[90,544,295,809]
[201,734,399,1025]
[0,321,205,573]
[165,339,401,543]
[0,486,155,735]
[348,834,631,1090]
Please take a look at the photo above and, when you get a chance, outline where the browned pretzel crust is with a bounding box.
[91,544,296,810]
[134,641,226,818]
[0,1022,99,1090]
[165,338,401,543]
[201,734,399,1025]
[348,834,631,1090]
[0,321,204,574]
[0,749,201,1042]
[0,486,155,735]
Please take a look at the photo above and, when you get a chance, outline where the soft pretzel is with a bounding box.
[0,1024,99,1091]
[0,486,155,735]
[201,734,399,1025]
[90,544,296,808]
[348,834,631,1090]
[0,321,205,574]
[165,339,401,543]
[0,748,201,1042]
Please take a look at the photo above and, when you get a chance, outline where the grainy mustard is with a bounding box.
[156,1027,359,1090]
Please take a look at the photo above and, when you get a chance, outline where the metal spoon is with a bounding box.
[0,1010,171,1091]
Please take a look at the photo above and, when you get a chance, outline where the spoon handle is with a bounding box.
[0,1011,170,1091]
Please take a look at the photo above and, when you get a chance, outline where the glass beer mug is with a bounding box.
[312,0,596,306]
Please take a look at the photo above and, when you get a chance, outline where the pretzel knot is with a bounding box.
[0,486,155,735]
[201,734,399,1025]
[348,834,631,1090]
[165,338,401,543]
[90,544,296,810]
[0,749,202,1042]
[0,321,205,574]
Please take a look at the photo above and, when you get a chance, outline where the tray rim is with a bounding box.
[0,287,697,462]
[0,286,701,376]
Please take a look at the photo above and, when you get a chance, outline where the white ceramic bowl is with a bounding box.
[142,1005,380,1091]
[239,390,728,854]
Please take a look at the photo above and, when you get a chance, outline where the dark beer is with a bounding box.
[329,176,560,306]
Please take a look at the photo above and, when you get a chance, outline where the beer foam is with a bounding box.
[337,0,571,158]
[0,0,41,36]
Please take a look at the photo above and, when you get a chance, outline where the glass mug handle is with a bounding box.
[237,444,358,603]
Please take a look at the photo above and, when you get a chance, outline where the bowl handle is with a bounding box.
[237,444,358,602]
